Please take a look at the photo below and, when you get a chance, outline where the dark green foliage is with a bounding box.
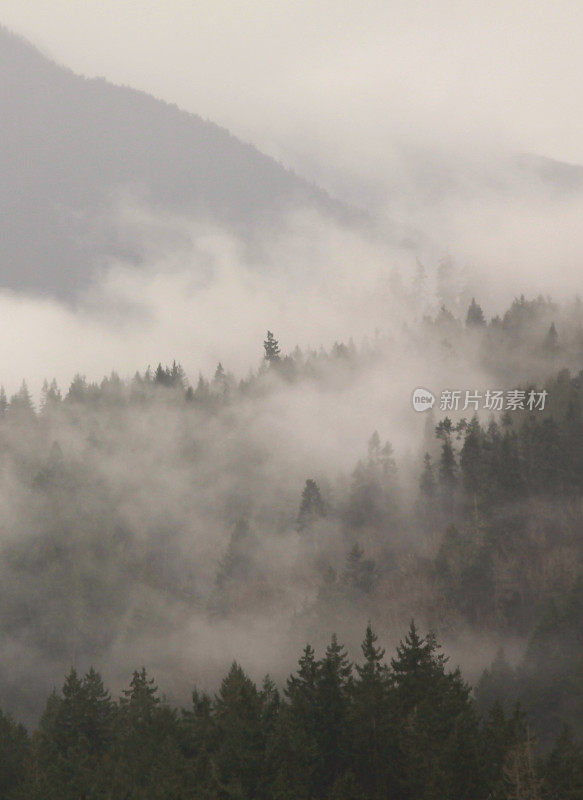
[541,726,583,799]
[314,634,353,794]
[350,624,390,798]
[521,578,583,742]
[0,623,578,798]
[272,644,320,798]
[30,667,115,799]
[213,662,265,798]
[0,708,29,799]
[479,702,527,799]
[111,668,187,798]
[0,305,582,798]
[563,397,583,493]
[389,622,484,800]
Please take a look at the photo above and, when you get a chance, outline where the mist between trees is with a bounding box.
[0,294,581,764]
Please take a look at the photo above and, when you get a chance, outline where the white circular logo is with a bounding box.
[411,387,436,412]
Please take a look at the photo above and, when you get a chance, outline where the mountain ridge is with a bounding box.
[0,26,354,297]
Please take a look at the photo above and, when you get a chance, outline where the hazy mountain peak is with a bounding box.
[0,25,349,297]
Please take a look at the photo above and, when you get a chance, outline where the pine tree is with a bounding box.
[260,675,280,738]
[31,668,103,799]
[296,479,326,531]
[273,645,320,798]
[263,331,281,363]
[8,381,35,419]
[286,645,319,717]
[368,430,381,462]
[213,362,229,397]
[113,668,184,798]
[40,378,62,413]
[213,662,264,798]
[120,667,160,723]
[314,635,353,795]
[257,675,281,796]
[79,667,114,757]
[466,297,486,327]
[65,374,88,403]
[182,687,218,794]
[390,622,483,799]
[351,624,391,798]
[169,360,186,389]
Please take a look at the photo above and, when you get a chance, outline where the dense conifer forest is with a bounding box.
[2,622,582,799]
[5,9,583,798]
[0,294,583,797]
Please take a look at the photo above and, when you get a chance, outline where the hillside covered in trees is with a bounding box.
[0,292,582,796]
[0,623,581,799]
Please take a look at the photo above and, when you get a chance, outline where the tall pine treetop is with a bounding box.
[263,330,281,362]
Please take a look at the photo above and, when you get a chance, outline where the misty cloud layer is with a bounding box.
[3,1,583,199]
[0,8,582,749]
[0,203,578,724]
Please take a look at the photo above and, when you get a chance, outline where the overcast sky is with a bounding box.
[2,0,583,196]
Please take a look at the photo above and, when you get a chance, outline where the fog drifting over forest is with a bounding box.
[0,8,583,740]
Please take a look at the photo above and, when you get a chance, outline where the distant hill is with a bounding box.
[3,26,583,299]
[0,27,350,296]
